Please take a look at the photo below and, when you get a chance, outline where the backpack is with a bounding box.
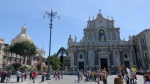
[102,74,106,81]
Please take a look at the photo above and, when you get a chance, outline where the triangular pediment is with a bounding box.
[98,50,110,55]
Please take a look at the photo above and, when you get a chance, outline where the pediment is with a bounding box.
[98,50,110,55]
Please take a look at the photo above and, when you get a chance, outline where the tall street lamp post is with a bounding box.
[43,10,59,80]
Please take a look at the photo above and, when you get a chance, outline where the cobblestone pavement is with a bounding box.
[0,75,144,84]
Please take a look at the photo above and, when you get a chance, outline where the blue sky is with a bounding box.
[0,0,150,58]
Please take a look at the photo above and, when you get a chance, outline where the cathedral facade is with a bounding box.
[67,13,137,71]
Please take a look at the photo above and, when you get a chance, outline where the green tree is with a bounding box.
[5,65,14,71]
[57,47,68,71]
[10,44,18,62]
[9,41,36,64]
[20,64,30,71]
[45,53,61,70]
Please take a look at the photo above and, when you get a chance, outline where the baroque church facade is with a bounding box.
[67,13,137,71]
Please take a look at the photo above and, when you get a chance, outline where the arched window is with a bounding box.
[125,54,128,58]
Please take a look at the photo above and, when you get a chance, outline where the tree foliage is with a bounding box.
[5,65,14,71]
[45,53,61,70]
[20,64,30,71]
[9,41,36,64]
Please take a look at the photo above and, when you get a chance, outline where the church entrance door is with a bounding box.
[101,58,108,70]
[124,61,130,68]
[79,62,84,70]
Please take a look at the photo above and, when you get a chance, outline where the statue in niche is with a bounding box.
[99,30,105,42]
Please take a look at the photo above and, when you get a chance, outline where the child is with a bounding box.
[21,72,24,82]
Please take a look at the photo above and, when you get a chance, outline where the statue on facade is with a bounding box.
[99,30,105,42]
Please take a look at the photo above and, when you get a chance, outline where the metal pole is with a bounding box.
[44,10,59,80]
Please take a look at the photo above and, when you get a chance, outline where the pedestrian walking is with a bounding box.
[0,70,6,83]
[102,71,108,84]
[95,70,100,84]
[16,70,21,82]
[77,71,81,82]
[29,72,32,80]
[54,71,58,80]
[58,72,60,80]
[41,71,45,83]
[32,70,37,83]
[80,71,83,81]
[5,70,12,83]
[124,74,130,84]
[24,71,27,80]
[21,72,24,82]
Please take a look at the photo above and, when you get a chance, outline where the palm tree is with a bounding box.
[57,47,68,72]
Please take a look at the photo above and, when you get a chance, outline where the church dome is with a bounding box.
[15,33,31,42]
[11,25,32,44]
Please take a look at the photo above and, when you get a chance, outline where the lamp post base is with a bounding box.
[46,78,51,80]
[46,72,51,80]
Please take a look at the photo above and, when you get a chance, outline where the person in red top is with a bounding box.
[32,70,37,83]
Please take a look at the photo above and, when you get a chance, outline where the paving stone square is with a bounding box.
[1,75,144,84]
